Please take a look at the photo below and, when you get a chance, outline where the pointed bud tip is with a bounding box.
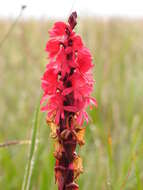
[68,11,77,29]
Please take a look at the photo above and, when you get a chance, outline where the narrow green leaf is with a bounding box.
[22,101,40,190]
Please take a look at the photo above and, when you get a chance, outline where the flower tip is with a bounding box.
[71,11,77,19]
[68,11,77,29]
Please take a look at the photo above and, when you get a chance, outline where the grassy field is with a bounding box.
[0,18,143,190]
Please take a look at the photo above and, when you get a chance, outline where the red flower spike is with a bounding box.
[41,11,97,190]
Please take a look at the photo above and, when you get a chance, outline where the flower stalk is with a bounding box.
[41,12,97,190]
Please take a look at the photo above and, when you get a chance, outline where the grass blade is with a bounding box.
[22,101,40,190]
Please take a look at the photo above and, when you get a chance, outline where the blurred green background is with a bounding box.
[0,18,143,190]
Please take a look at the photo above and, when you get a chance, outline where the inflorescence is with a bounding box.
[41,12,97,190]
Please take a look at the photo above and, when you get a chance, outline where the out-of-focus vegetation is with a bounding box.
[0,18,143,190]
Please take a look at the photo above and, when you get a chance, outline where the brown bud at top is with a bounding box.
[68,11,77,29]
